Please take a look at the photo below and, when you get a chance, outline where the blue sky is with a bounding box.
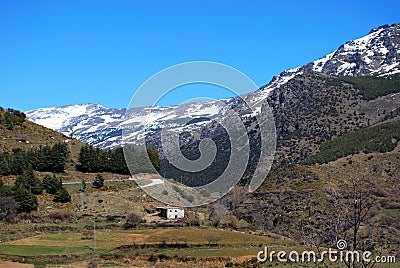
[0,0,399,111]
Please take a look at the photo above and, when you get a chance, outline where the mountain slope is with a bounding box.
[26,24,400,151]
[26,102,226,149]
[264,23,400,90]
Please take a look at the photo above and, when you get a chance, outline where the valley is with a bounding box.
[1,23,400,267]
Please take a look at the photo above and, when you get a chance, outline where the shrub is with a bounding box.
[124,213,143,229]
[49,210,73,222]
[92,174,104,189]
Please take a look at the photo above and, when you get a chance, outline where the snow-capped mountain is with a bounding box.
[264,23,400,90]
[26,102,226,148]
[26,24,400,148]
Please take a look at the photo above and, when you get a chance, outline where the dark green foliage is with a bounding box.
[77,145,129,174]
[53,186,71,203]
[0,108,26,130]
[77,144,161,175]
[330,74,400,100]
[0,142,69,176]
[15,165,43,195]
[0,152,12,175]
[111,147,130,174]
[124,144,163,174]
[147,147,161,171]
[0,180,13,197]
[12,149,30,174]
[42,174,62,194]
[92,173,104,189]
[160,126,233,187]
[13,186,38,213]
[304,120,400,164]
[0,183,13,197]
[29,142,69,173]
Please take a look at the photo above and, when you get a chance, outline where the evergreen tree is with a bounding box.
[0,178,13,197]
[50,142,68,172]
[0,153,11,176]
[15,165,42,195]
[111,147,129,174]
[147,147,161,171]
[0,184,13,197]
[53,187,71,203]
[92,174,104,189]
[13,186,38,213]
[77,145,95,172]
[29,143,68,173]
[77,144,156,175]
[42,174,62,194]
[10,149,28,175]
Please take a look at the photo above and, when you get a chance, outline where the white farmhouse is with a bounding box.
[157,207,184,219]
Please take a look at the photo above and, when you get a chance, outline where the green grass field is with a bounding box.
[0,227,293,261]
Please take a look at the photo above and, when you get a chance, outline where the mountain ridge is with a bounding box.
[263,23,400,91]
[26,24,400,150]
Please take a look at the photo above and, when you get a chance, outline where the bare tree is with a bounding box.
[297,176,376,268]
[124,213,143,229]
[0,197,17,222]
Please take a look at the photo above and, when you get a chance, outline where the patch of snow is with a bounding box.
[312,51,335,72]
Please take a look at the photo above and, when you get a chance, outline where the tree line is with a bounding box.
[0,142,69,176]
[303,120,400,165]
[77,144,160,174]
[1,142,162,177]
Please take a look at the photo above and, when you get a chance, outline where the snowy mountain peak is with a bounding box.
[265,23,400,90]
[26,101,225,149]
[26,24,400,149]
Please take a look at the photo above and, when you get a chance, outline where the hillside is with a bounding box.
[0,108,134,186]
[230,140,400,256]
[267,73,400,169]
[0,109,71,152]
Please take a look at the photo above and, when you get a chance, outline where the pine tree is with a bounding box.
[11,149,28,175]
[0,178,13,197]
[13,186,38,213]
[4,112,13,130]
[112,147,129,174]
[53,187,71,203]
[42,174,62,194]
[147,147,161,171]
[51,142,68,172]
[0,153,11,176]
[0,184,13,197]
[15,165,42,195]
